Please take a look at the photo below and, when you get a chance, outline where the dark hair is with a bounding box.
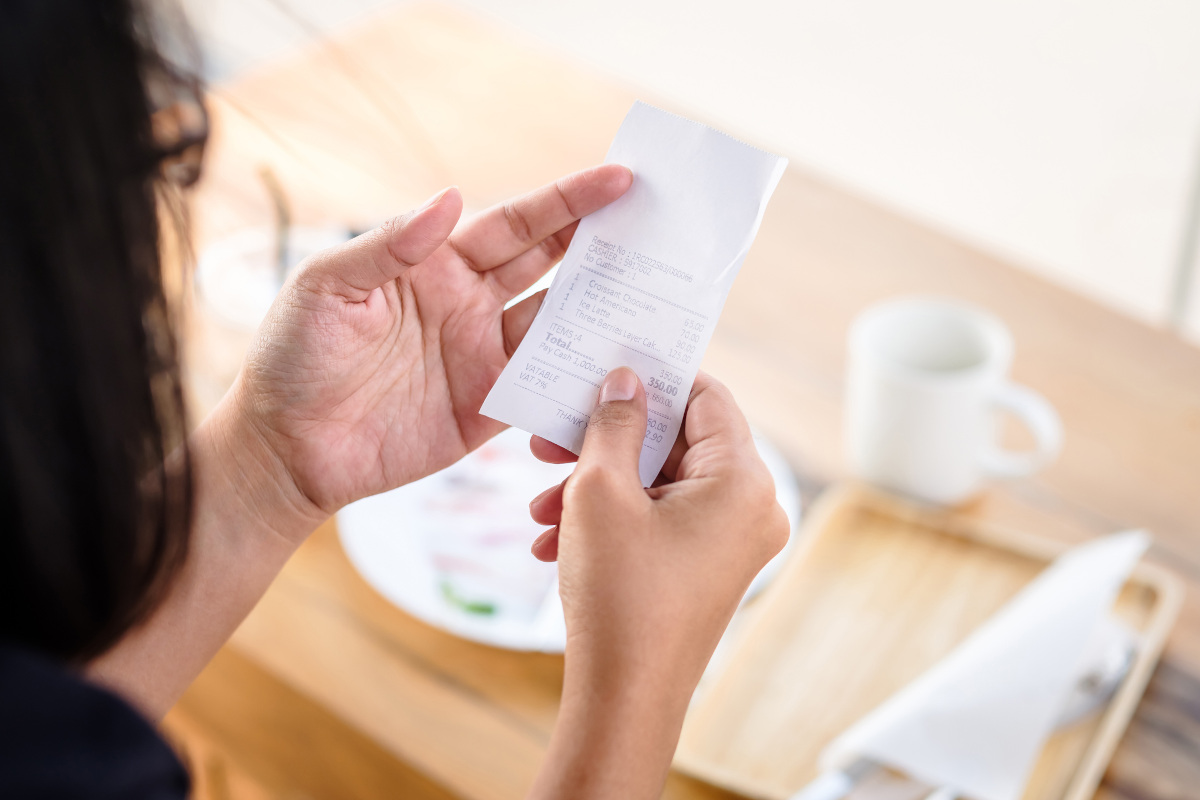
[0,0,207,662]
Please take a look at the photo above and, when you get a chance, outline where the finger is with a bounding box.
[575,367,647,488]
[484,219,578,301]
[529,480,566,526]
[681,373,751,446]
[304,187,463,301]
[657,425,690,484]
[658,372,718,482]
[672,374,756,483]
[531,527,560,562]
[530,436,578,464]
[501,289,547,358]
[448,164,632,274]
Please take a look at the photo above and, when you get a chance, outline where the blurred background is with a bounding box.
[180,0,1200,344]
[158,4,1200,798]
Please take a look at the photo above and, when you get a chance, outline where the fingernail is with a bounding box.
[599,367,638,403]
[418,186,453,212]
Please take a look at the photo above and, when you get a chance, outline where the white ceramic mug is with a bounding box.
[846,297,1062,505]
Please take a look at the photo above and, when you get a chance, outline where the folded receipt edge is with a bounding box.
[479,101,788,485]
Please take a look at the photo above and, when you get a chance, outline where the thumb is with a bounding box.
[306,186,463,300]
[577,367,647,484]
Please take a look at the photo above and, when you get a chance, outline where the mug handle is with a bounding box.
[981,382,1063,478]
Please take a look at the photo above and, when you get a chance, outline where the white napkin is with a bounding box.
[821,531,1148,800]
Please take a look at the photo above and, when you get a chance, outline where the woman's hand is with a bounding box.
[526,368,790,800]
[90,170,633,716]
[229,166,632,539]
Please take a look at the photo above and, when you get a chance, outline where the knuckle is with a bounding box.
[378,214,415,256]
[290,252,325,291]
[706,375,734,402]
[554,180,580,219]
[588,404,640,434]
[762,506,791,557]
[538,230,567,263]
[502,200,535,243]
[690,373,732,406]
[377,214,422,270]
[565,464,623,501]
[729,465,788,560]
[728,459,773,503]
[378,214,404,239]
[750,470,777,508]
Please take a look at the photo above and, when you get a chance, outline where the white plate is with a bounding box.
[338,426,802,652]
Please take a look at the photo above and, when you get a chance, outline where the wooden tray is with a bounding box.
[674,484,1183,800]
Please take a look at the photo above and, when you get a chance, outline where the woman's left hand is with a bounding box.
[90,169,635,714]
[231,165,632,534]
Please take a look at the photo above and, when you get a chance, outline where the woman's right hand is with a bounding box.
[525,368,789,800]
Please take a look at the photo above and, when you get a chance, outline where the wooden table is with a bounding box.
[165,4,1200,799]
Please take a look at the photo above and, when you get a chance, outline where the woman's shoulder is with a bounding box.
[0,641,189,799]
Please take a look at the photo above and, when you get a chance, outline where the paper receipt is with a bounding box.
[480,101,787,486]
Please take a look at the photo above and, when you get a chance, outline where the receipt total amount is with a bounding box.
[480,102,787,486]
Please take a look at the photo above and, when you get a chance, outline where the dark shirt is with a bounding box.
[0,643,188,799]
